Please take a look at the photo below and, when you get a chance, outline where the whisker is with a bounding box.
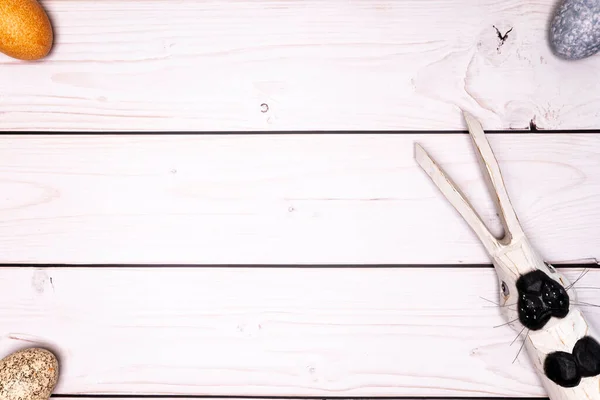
[480,296,500,306]
[572,301,600,308]
[511,325,526,346]
[502,304,519,313]
[480,297,517,309]
[566,268,590,291]
[512,329,530,364]
[494,318,518,328]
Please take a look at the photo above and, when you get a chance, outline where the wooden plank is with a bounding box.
[0,133,597,265]
[0,134,600,264]
[1,266,599,397]
[2,0,600,132]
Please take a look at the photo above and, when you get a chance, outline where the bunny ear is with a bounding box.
[414,141,500,256]
[414,111,525,256]
[462,111,524,244]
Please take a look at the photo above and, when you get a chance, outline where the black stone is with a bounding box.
[541,279,569,318]
[544,351,581,387]
[573,336,600,377]
[516,270,570,330]
[518,293,550,330]
[518,270,546,293]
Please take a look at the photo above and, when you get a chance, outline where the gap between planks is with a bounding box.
[50,397,550,400]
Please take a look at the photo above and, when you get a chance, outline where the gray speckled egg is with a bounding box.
[0,348,59,400]
[549,0,600,59]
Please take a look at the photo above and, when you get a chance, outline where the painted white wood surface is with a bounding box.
[1,266,599,397]
[3,0,600,131]
[418,112,600,400]
[0,133,597,265]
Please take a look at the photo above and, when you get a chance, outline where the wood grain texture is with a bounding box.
[0,133,597,265]
[2,0,600,131]
[1,266,599,397]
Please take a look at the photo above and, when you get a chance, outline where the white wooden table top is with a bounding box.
[1,0,599,399]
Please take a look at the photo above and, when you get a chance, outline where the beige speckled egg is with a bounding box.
[0,348,59,400]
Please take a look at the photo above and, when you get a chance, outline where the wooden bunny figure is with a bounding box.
[415,111,600,400]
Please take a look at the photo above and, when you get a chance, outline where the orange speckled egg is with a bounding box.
[0,0,53,60]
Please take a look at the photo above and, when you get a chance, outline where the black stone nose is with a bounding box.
[516,270,570,330]
[573,336,600,377]
[544,351,580,387]
[544,336,600,388]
